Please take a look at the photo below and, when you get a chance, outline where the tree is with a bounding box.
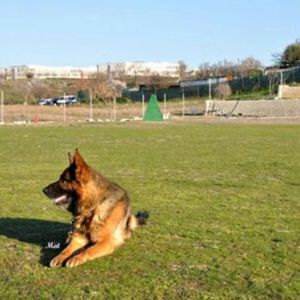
[237,57,263,77]
[196,58,262,80]
[24,72,34,104]
[138,74,176,91]
[73,77,90,102]
[92,80,118,105]
[31,80,55,100]
[214,82,232,100]
[178,60,187,80]
[280,40,300,67]
[197,62,212,80]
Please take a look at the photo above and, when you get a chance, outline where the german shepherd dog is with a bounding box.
[43,149,148,268]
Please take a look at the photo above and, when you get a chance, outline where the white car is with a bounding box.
[38,98,54,105]
[56,95,77,105]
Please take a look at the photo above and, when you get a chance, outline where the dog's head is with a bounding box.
[43,149,90,208]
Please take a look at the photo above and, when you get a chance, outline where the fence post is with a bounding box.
[113,96,116,121]
[278,85,283,99]
[269,77,273,96]
[89,91,93,120]
[164,93,167,116]
[63,103,66,122]
[205,100,210,116]
[0,90,3,124]
[142,93,145,118]
[208,77,212,101]
[182,88,185,118]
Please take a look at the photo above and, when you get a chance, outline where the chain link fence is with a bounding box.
[206,99,300,117]
[0,100,206,124]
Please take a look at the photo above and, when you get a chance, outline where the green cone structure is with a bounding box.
[143,94,163,121]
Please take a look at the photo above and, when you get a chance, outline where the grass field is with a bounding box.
[0,122,300,299]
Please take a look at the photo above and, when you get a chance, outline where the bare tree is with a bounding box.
[178,60,187,80]
[237,57,262,77]
[197,62,212,80]
[24,72,34,104]
[214,82,232,100]
[197,58,263,80]
[92,80,118,105]
[86,73,120,119]
[140,74,176,91]
[31,80,55,100]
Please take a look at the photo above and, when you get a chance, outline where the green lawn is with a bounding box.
[0,122,300,299]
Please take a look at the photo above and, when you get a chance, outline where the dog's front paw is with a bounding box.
[65,254,87,268]
[49,255,66,268]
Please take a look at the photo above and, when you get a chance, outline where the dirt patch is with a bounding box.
[1,103,300,125]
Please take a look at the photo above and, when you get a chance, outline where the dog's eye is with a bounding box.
[60,177,68,184]
[61,178,73,185]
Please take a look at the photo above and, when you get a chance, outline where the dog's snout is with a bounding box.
[42,181,65,199]
[42,187,48,195]
[43,185,52,196]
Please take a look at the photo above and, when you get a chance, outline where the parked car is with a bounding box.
[56,95,77,105]
[37,98,54,105]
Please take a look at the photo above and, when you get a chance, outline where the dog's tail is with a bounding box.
[128,211,149,231]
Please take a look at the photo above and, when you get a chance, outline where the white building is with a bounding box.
[0,61,182,80]
[1,65,97,80]
[97,61,180,77]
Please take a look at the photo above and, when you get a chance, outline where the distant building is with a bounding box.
[1,65,97,80]
[97,61,180,78]
[0,61,185,80]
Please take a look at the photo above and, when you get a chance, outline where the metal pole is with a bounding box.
[205,99,209,116]
[63,92,66,122]
[113,96,116,121]
[209,77,212,101]
[63,103,66,122]
[89,91,93,120]
[269,76,272,96]
[0,90,3,124]
[164,93,167,116]
[142,93,145,117]
[280,71,283,85]
[182,88,185,118]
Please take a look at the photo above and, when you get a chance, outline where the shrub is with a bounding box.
[214,82,232,99]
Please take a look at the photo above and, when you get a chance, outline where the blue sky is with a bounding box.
[0,0,299,68]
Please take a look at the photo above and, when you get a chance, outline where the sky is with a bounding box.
[0,0,299,69]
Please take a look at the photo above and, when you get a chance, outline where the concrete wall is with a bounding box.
[206,99,300,117]
[278,85,300,99]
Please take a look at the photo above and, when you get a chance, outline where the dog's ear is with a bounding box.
[73,148,87,167]
[68,152,73,164]
[73,149,89,181]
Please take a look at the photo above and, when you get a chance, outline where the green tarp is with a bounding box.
[143,94,163,121]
